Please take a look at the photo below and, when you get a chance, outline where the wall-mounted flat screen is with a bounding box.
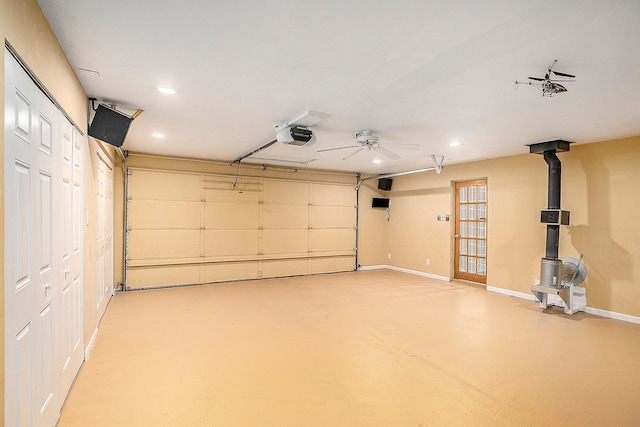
[372,197,390,208]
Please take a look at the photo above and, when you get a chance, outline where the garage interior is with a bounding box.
[3,1,640,426]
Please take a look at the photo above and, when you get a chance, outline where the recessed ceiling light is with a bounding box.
[449,142,461,147]
[158,87,176,95]
[152,132,165,138]
[373,159,382,164]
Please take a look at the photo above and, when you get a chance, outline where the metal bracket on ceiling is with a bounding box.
[431,154,444,174]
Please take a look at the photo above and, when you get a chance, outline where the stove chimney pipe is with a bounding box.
[528,140,572,288]
[543,150,561,258]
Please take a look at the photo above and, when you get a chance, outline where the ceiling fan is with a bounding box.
[515,60,576,97]
[318,130,420,160]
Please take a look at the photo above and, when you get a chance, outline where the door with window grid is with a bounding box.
[454,180,487,284]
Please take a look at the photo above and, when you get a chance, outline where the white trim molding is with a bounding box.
[486,286,538,301]
[362,266,640,325]
[85,327,99,361]
[487,286,640,325]
[584,306,640,325]
[359,265,451,282]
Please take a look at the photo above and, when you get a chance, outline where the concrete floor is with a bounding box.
[58,269,640,426]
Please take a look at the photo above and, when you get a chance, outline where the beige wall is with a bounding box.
[358,136,640,317]
[1,0,110,419]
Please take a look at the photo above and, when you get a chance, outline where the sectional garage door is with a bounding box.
[125,167,357,289]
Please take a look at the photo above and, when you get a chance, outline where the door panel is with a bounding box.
[38,172,53,275]
[15,162,32,290]
[38,303,54,415]
[16,323,33,426]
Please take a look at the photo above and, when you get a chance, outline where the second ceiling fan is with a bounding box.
[318,130,419,160]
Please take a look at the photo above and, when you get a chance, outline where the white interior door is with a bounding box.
[96,154,113,321]
[5,48,84,427]
[58,119,85,399]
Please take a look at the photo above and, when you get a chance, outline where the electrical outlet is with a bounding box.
[388,253,392,260]
[425,258,431,266]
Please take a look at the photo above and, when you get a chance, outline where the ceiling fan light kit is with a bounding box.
[318,130,420,161]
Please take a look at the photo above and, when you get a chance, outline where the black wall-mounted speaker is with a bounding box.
[378,178,393,191]
[88,104,133,147]
[372,197,390,208]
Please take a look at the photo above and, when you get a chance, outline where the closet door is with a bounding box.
[5,49,84,427]
[58,120,85,400]
[5,49,59,427]
[96,153,114,321]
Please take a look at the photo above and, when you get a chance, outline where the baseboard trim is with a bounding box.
[584,306,640,325]
[486,286,538,301]
[363,267,640,325]
[486,286,640,325]
[359,264,450,282]
[85,327,99,361]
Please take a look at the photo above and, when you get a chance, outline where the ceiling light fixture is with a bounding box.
[373,159,382,164]
[152,132,165,138]
[449,142,461,147]
[158,87,176,95]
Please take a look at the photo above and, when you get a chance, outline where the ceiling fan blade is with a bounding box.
[552,70,575,78]
[342,148,364,160]
[384,143,420,151]
[317,145,359,153]
[374,147,401,160]
[528,77,545,81]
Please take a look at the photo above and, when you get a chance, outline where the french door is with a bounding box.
[454,179,488,284]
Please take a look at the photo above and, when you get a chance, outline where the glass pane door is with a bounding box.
[454,179,488,284]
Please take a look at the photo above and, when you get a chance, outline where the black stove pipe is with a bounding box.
[543,150,561,259]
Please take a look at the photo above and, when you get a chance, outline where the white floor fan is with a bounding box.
[318,130,420,160]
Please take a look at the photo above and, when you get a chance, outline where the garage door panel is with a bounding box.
[127,264,201,289]
[261,259,308,278]
[262,204,308,229]
[128,229,201,259]
[310,229,355,253]
[129,170,201,200]
[204,202,259,229]
[311,205,355,228]
[204,230,259,257]
[204,182,261,203]
[263,180,308,204]
[202,262,259,283]
[262,229,308,255]
[129,199,200,229]
[310,256,355,274]
[311,183,354,206]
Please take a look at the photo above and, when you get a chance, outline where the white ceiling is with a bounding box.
[37,0,640,174]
